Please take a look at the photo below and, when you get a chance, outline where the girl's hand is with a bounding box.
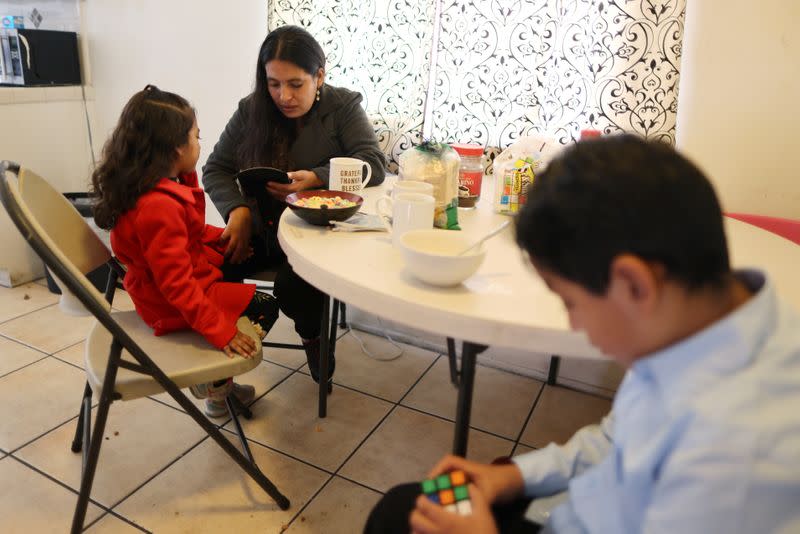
[426,456,525,506]
[266,170,323,200]
[223,329,257,358]
[221,206,252,264]
[410,485,498,534]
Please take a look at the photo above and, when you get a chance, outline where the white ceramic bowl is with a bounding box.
[399,229,486,286]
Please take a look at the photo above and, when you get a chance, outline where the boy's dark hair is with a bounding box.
[515,134,730,294]
[238,25,326,170]
[91,84,195,229]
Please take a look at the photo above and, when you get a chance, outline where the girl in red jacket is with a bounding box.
[91,85,279,418]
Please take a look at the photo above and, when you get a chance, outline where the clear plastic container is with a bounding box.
[451,143,484,209]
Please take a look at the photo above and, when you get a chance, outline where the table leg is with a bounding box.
[547,355,561,386]
[318,295,331,418]
[453,341,488,457]
[446,337,458,385]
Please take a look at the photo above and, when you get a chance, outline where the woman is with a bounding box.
[203,25,386,388]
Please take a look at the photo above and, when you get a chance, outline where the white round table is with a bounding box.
[279,176,800,454]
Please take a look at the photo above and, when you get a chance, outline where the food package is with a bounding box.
[493,135,562,214]
[398,141,460,230]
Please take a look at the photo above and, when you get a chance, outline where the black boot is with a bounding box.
[302,337,335,393]
[245,292,280,339]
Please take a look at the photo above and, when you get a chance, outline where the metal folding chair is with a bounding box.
[0,162,290,533]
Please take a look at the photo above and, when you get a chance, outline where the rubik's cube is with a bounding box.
[420,470,472,515]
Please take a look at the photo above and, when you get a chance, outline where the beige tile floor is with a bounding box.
[0,281,614,533]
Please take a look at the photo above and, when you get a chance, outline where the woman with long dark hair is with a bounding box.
[202,25,386,388]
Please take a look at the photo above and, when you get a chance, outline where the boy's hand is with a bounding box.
[427,455,524,505]
[223,329,257,358]
[410,484,498,534]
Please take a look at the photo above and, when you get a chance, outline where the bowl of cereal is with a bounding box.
[285,190,363,226]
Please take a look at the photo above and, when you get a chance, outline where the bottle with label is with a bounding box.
[451,143,484,209]
[580,129,602,140]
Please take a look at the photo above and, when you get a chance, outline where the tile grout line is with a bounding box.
[85,434,212,529]
[50,339,85,356]
[332,353,444,472]
[145,362,299,420]
[5,453,116,519]
[0,330,86,360]
[549,380,615,401]
[86,368,345,526]
[0,352,51,381]
[217,426,338,478]
[511,381,546,455]
[334,472,386,495]
[398,404,516,444]
[49,354,88,374]
[274,353,443,531]
[0,300,60,327]
[7,410,94,457]
[0,330,54,353]
[81,508,152,533]
[1,330,565,530]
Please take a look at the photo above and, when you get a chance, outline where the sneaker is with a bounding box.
[190,379,256,418]
[189,378,233,400]
[204,383,256,418]
[302,337,336,385]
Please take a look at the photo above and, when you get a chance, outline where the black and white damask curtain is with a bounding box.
[268,0,685,170]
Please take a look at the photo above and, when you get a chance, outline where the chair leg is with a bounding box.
[80,393,92,471]
[71,382,92,453]
[71,340,123,534]
[138,356,290,510]
[229,393,253,420]
[318,296,331,418]
[226,397,256,464]
[175,386,290,509]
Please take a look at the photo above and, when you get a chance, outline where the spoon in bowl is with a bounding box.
[456,220,511,256]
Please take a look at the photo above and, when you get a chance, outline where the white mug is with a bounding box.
[390,180,434,198]
[376,192,435,248]
[329,157,372,193]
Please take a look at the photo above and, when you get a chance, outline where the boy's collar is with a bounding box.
[627,270,773,410]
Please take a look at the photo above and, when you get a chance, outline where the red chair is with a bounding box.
[725,213,800,246]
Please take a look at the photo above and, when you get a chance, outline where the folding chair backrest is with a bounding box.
[0,162,111,314]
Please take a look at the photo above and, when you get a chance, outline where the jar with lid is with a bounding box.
[450,143,485,209]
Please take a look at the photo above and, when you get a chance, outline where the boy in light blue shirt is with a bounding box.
[365,134,800,533]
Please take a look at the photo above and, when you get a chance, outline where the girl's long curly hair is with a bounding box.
[237,25,326,170]
[91,85,195,229]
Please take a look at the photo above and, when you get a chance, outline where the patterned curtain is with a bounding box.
[268,0,437,171]
[432,0,685,167]
[268,0,685,170]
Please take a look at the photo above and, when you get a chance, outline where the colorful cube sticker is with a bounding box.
[420,470,472,516]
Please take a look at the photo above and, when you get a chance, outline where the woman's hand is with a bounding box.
[266,170,323,200]
[221,206,252,264]
[427,456,525,506]
[410,485,498,534]
[223,329,257,358]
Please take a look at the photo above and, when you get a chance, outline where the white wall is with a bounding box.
[83,0,268,197]
[676,0,800,218]
[1,1,269,286]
